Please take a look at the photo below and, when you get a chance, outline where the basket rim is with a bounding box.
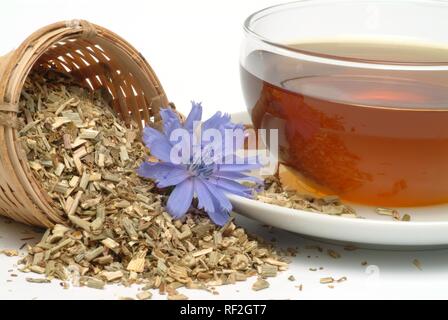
[0,19,170,227]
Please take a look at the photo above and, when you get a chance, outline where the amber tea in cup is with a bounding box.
[241,0,448,207]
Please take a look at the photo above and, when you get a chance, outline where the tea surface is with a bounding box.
[242,40,448,206]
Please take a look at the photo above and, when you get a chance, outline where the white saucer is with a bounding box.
[230,194,448,248]
[230,112,448,249]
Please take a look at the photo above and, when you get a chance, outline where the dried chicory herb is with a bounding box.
[252,278,270,291]
[0,249,19,257]
[257,174,415,223]
[15,70,286,298]
[257,175,357,218]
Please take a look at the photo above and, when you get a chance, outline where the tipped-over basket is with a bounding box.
[0,20,170,227]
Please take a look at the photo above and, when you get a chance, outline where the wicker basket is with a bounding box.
[0,20,170,228]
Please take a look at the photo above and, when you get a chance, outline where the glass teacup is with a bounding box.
[240,0,448,207]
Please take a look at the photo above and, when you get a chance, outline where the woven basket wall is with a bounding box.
[0,20,170,228]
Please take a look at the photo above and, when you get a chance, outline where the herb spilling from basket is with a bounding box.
[13,68,411,299]
[15,70,289,298]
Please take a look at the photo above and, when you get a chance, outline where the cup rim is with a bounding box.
[243,0,448,67]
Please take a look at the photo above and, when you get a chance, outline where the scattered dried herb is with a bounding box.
[84,277,105,290]
[136,291,152,300]
[320,277,335,284]
[376,207,404,221]
[258,173,415,224]
[252,278,270,291]
[0,249,19,257]
[327,249,341,259]
[402,214,412,222]
[413,259,423,271]
[26,278,51,284]
[257,176,356,217]
[167,293,189,301]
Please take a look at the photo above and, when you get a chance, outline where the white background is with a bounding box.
[0,0,282,118]
[1,0,448,301]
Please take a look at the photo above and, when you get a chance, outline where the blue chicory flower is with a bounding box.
[138,102,262,226]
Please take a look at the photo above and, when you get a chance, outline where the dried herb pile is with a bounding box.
[257,175,357,218]
[16,70,286,298]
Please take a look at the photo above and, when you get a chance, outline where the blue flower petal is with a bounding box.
[193,178,215,213]
[142,126,173,162]
[221,128,246,154]
[217,162,262,173]
[137,161,182,181]
[224,121,245,131]
[149,141,173,163]
[160,108,181,137]
[202,112,229,132]
[184,102,203,131]
[143,126,168,147]
[197,179,232,225]
[166,179,194,218]
[207,177,254,198]
[158,169,191,188]
[213,171,264,185]
[204,181,232,213]
[204,187,231,226]
[207,208,230,226]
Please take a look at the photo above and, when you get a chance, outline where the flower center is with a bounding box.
[187,162,214,177]
[186,143,218,178]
